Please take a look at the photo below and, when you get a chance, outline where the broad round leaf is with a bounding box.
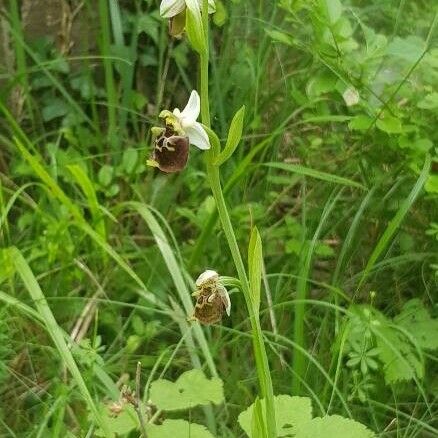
[150,369,224,411]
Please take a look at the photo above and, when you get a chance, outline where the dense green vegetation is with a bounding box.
[0,0,437,436]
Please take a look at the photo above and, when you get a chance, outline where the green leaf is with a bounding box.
[248,227,263,314]
[98,165,114,187]
[13,138,82,221]
[95,405,137,437]
[395,299,438,351]
[295,415,375,438]
[302,115,352,123]
[265,29,294,46]
[147,420,214,438]
[349,115,374,131]
[376,113,402,134]
[42,97,69,121]
[425,174,438,194]
[67,164,106,240]
[138,14,159,43]
[264,162,365,190]
[306,72,337,97]
[215,105,245,166]
[375,324,424,384]
[387,36,425,63]
[149,369,224,411]
[398,137,433,153]
[319,0,343,25]
[238,395,312,437]
[213,0,227,27]
[121,148,138,173]
[347,305,425,385]
[417,92,438,110]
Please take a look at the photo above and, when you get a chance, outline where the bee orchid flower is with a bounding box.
[160,0,216,19]
[190,269,231,325]
[149,90,210,173]
[160,0,216,39]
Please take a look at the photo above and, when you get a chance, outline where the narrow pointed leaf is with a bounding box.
[248,227,263,314]
[215,105,246,165]
[264,162,365,190]
[9,247,112,437]
[357,154,431,290]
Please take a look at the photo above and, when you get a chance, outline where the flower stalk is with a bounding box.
[198,0,276,435]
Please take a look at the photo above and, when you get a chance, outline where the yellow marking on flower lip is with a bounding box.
[146,159,159,168]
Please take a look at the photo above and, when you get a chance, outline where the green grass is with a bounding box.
[0,1,437,437]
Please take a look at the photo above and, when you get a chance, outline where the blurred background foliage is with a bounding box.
[0,0,437,436]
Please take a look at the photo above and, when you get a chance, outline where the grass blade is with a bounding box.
[292,190,342,395]
[124,201,218,377]
[8,247,112,438]
[357,154,431,290]
[264,162,365,190]
[67,164,107,240]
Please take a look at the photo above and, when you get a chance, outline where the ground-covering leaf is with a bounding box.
[149,369,224,411]
[417,92,438,110]
[394,299,438,351]
[265,29,294,46]
[387,36,425,62]
[238,395,312,437]
[376,113,403,134]
[147,419,215,438]
[95,405,138,437]
[346,305,425,384]
[294,415,375,438]
[42,97,69,121]
[376,324,424,384]
[349,114,374,131]
[319,0,343,25]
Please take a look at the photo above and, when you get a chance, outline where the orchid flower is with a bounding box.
[190,270,231,325]
[160,0,216,42]
[160,0,216,19]
[160,90,210,150]
[149,90,210,173]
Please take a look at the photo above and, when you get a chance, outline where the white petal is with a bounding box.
[180,90,201,124]
[160,0,185,18]
[196,270,219,287]
[219,286,231,317]
[185,122,210,150]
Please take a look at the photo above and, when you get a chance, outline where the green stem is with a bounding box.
[199,2,276,436]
